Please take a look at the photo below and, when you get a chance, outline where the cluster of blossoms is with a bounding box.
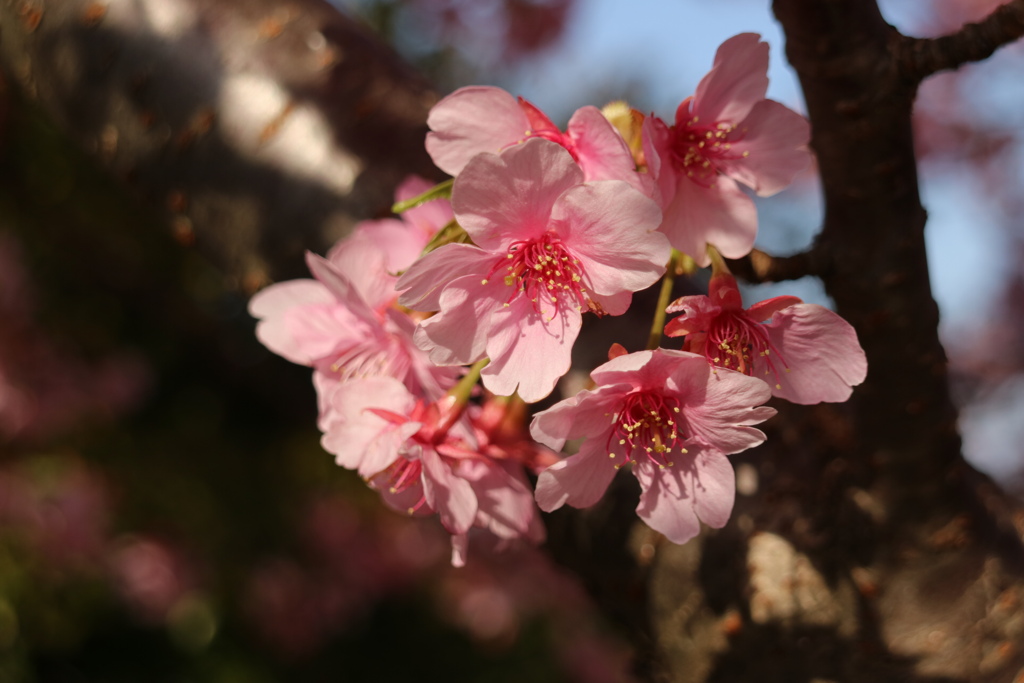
[250,33,867,563]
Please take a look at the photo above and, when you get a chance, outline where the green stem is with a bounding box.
[448,358,489,406]
[438,358,489,434]
[646,252,679,350]
[391,178,454,214]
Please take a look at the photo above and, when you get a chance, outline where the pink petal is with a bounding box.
[425,86,530,177]
[641,115,677,208]
[283,305,370,364]
[452,139,583,251]
[534,440,618,511]
[306,253,377,326]
[664,295,720,338]
[691,33,769,126]
[313,371,340,429]
[660,174,757,267]
[718,99,812,197]
[319,377,418,474]
[249,279,333,319]
[420,448,478,534]
[397,243,491,312]
[395,175,454,237]
[662,354,775,455]
[745,295,802,322]
[589,348,660,386]
[450,534,469,568]
[327,219,416,310]
[413,275,505,366]
[633,462,701,544]
[553,181,669,297]
[589,290,633,317]
[686,450,737,529]
[481,295,582,403]
[457,459,534,538]
[567,106,644,188]
[760,304,868,404]
[529,384,626,450]
[249,280,337,364]
[385,309,460,400]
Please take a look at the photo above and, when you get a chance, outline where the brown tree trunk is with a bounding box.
[638,2,1024,681]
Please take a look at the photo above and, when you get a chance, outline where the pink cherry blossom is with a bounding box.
[664,271,868,404]
[425,85,644,190]
[532,349,775,544]
[398,139,669,403]
[249,179,458,414]
[320,377,541,566]
[642,33,811,266]
[250,252,455,415]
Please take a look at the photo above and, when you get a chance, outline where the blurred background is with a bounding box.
[1,0,1022,680]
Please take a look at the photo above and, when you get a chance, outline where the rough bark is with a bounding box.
[643,3,1024,682]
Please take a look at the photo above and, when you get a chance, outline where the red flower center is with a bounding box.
[698,310,789,388]
[484,233,598,315]
[607,390,689,468]
[669,117,748,187]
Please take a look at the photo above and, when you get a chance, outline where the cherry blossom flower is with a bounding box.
[398,138,669,403]
[532,349,774,544]
[425,85,644,190]
[320,376,541,566]
[251,252,455,418]
[642,33,811,266]
[249,180,458,413]
[664,270,867,404]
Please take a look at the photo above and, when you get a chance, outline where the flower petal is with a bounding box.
[529,384,624,450]
[453,139,583,251]
[319,377,418,473]
[553,181,669,297]
[535,440,618,511]
[664,356,775,455]
[719,99,811,197]
[567,105,644,188]
[306,253,378,327]
[481,295,582,402]
[641,115,677,208]
[633,461,701,544]
[660,174,758,267]
[745,295,802,322]
[457,459,535,538]
[664,295,721,338]
[425,86,530,176]
[397,243,490,312]
[396,175,454,237]
[760,303,868,404]
[249,279,340,364]
[412,274,504,366]
[691,33,769,126]
[328,219,417,310]
[686,450,736,529]
[421,448,478,534]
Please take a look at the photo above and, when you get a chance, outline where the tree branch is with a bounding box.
[897,0,1024,84]
[726,247,818,284]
